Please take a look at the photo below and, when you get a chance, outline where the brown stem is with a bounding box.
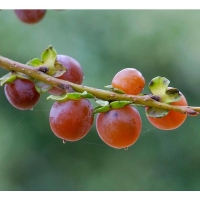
[0,55,199,115]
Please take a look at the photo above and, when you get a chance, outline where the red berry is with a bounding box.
[111,68,145,95]
[48,55,84,95]
[4,78,40,110]
[96,105,142,149]
[14,10,46,24]
[49,98,94,141]
[146,92,188,130]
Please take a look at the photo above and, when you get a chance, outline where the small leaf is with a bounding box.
[110,101,132,109]
[0,72,31,86]
[27,46,66,77]
[42,45,57,65]
[82,91,87,95]
[93,105,111,114]
[67,93,82,100]
[17,72,32,80]
[112,87,125,94]
[81,91,95,99]
[146,107,169,118]
[27,58,43,67]
[47,91,95,102]
[96,100,109,107]
[104,85,113,89]
[52,61,66,77]
[47,92,83,102]
[47,93,71,101]
[148,76,181,104]
[149,76,170,97]
[164,87,181,103]
[47,94,65,101]
[104,85,125,94]
[93,100,132,114]
[0,72,17,86]
[35,80,52,94]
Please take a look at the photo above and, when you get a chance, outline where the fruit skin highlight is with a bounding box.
[96,105,142,149]
[4,78,40,110]
[48,55,84,95]
[146,93,188,130]
[49,98,94,141]
[111,68,145,95]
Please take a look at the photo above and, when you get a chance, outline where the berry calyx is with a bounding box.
[145,77,188,130]
[48,55,84,95]
[96,105,142,149]
[146,92,188,130]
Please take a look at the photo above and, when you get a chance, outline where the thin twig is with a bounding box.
[0,55,199,116]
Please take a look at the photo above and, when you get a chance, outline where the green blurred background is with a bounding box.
[0,10,200,191]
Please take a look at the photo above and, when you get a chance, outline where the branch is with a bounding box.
[0,55,198,116]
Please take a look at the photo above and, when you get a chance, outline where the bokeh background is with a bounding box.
[0,10,200,191]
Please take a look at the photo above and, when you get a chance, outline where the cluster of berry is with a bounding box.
[1,47,188,149]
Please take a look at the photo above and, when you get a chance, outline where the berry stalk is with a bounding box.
[0,55,198,115]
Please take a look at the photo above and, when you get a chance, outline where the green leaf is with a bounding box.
[47,92,80,102]
[112,88,125,94]
[146,107,169,118]
[96,100,109,107]
[104,85,125,94]
[17,72,32,80]
[149,76,170,97]
[0,72,17,86]
[35,80,52,94]
[81,91,95,99]
[27,58,43,67]
[67,93,82,100]
[92,99,111,114]
[27,46,66,77]
[52,61,67,77]
[47,91,95,102]
[148,76,181,103]
[47,94,65,101]
[164,87,181,103]
[41,45,57,66]
[110,101,132,109]
[27,46,56,70]
[0,72,31,86]
[93,100,133,114]
[104,85,113,89]
[93,105,111,114]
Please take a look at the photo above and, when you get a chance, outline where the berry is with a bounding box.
[49,98,94,141]
[111,68,145,95]
[4,78,40,110]
[146,92,188,130]
[96,105,142,149]
[48,55,84,95]
[14,10,46,24]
